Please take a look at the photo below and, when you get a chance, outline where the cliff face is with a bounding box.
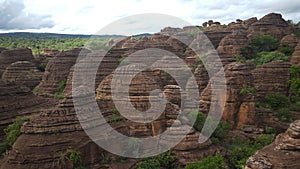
[248,13,293,39]
[2,61,43,90]
[246,120,300,169]
[0,48,35,76]
[252,61,291,99]
[35,48,90,96]
[0,80,56,142]
[291,41,300,65]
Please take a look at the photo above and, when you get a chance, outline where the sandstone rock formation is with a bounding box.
[200,62,256,128]
[217,30,250,65]
[35,48,90,96]
[0,80,56,142]
[291,41,300,65]
[0,48,35,76]
[280,34,298,49]
[246,120,300,169]
[248,13,293,39]
[1,61,43,90]
[252,61,290,99]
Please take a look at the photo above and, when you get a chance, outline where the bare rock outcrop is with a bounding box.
[0,80,56,142]
[291,41,300,65]
[280,34,298,49]
[35,48,90,96]
[252,61,290,99]
[246,120,300,169]
[0,48,35,76]
[2,61,43,89]
[217,30,250,65]
[200,62,256,128]
[248,13,293,39]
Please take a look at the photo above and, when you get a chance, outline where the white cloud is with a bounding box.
[1,0,300,34]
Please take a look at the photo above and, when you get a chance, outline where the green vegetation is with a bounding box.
[0,36,110,55]
[252,51,290,66]
[110,109,124,123]
[240,35,280,60]
[56,148,85,169]
[226,135,274,169]
[240,84,255,95]
[279,45,295,56]
[137,151,178,169]
[36,63,47,72]
[0,117,29,155]
[32,87,49,95]
[238,35,290,66]
[100,153,111,164]
[189,110,230,144]
[67,148,82,168]
[289,65,300,97]
[185,153,227,169]
[288,65,300,111]
[54,80,67,99]
[257,93,293,122]
[265,126,276,134]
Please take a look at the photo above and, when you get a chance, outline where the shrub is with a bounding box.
[227,135,274,169]
[0,117,29,155]
[240,85,255,95]
[137,151,178,169]
[289,65,300,97]
[264,93,289,110]
[189,110,230,144]
[252,51,290,66]
[56,79,67,94]
[276,108,293,122]
[185,153,227,169]
[110,109,124,123]
[251,35,279,52]
[279,45,295,56]
[36,63,47,72]
[239,35,280,61]
[54,79,67,99]
[67,149,82,165]
[265,126,276,134]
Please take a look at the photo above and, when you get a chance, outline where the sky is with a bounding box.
[0,0,300,35]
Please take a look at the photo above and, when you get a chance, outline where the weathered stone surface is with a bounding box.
[200,62,256,128]
[246,120,300,169]
[0,80,56,142]
[217,30,250,65]
[0,48,35,76]
[280,34,298,49]
[291,41,300,65]
[204,30,232,48]
[35,48,90,96]
[248,13,293,39]
[2,61,43,89]
[252,61,290,99]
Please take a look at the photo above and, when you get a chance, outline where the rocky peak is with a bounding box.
[248,13,293,39]
[246,120,300,169]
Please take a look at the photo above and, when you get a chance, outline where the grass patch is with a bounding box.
[0,117,29,156]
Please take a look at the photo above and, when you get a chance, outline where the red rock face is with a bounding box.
[280,34,299,49]
[252,61,290,99]
[1,61,43,90]
[0,48,35,76]
[35,48,90,96]
[200,62,256,128]
[0,80,56,142]
[248,13,293,39]
[246,120,300,169]
[291,41,300,65]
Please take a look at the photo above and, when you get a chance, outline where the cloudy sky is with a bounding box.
[0,0,300,35]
